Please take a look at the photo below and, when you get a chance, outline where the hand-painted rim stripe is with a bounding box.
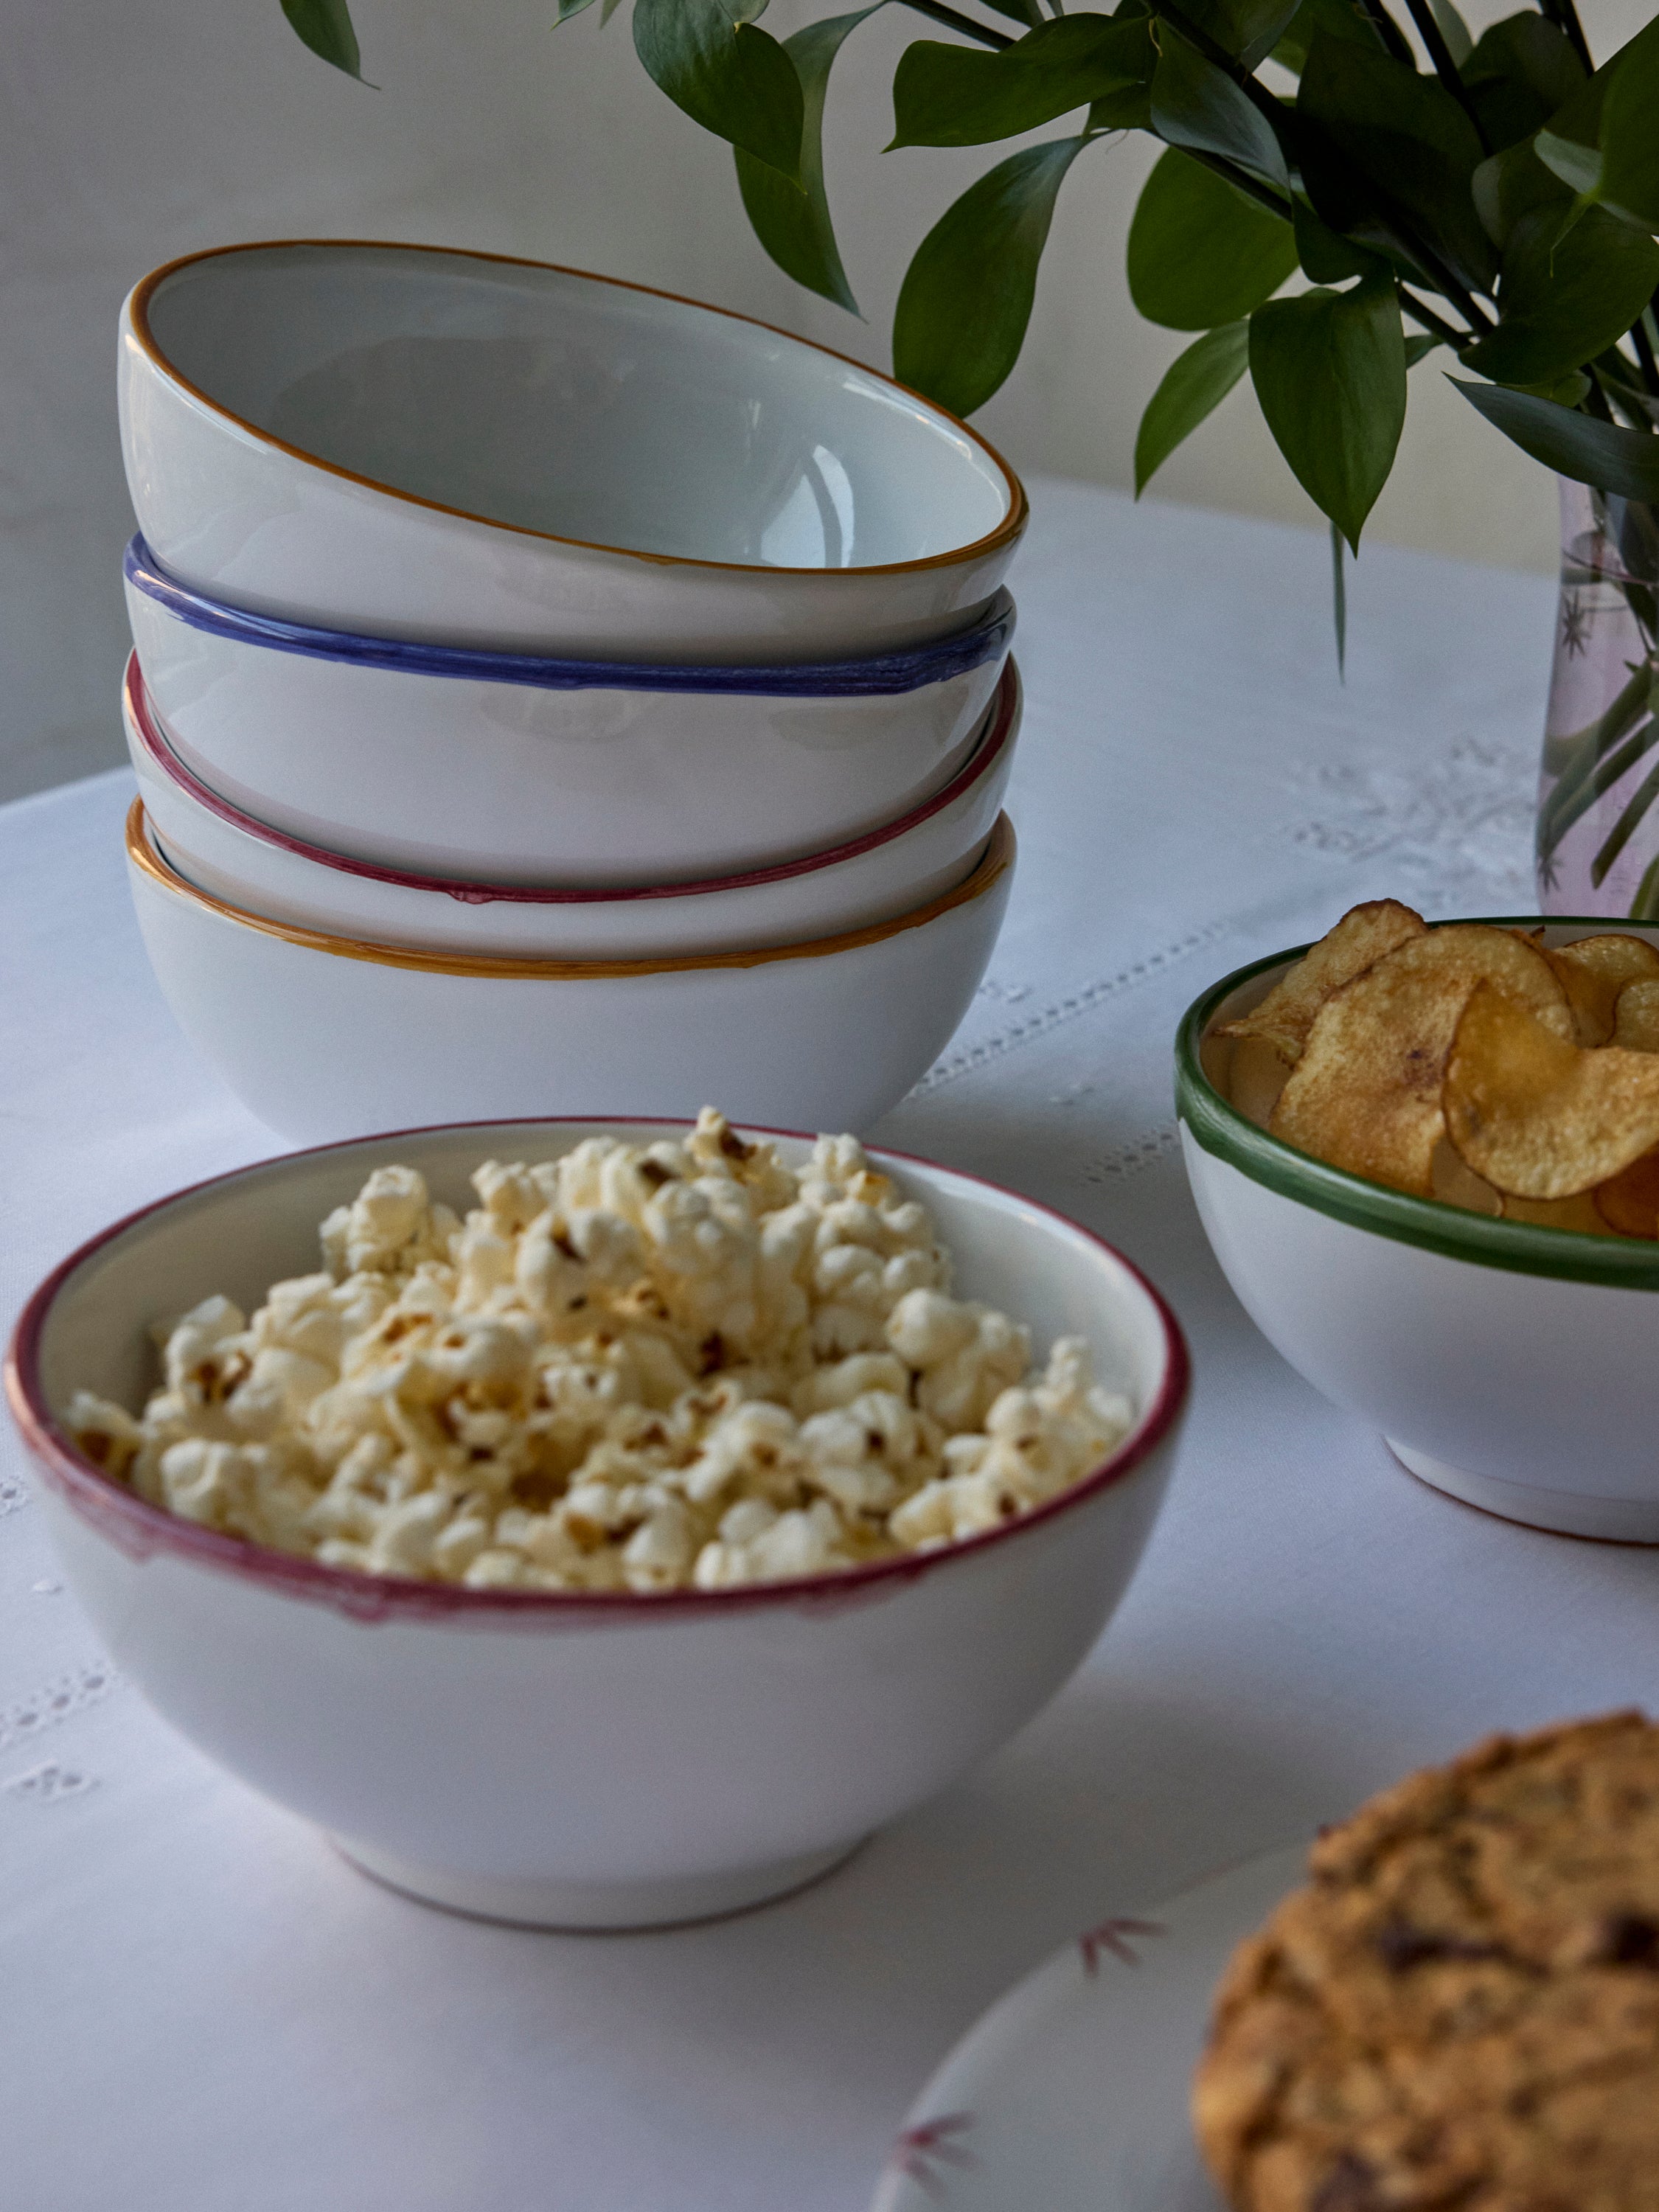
[126,240,1026,578]
[1175,918,1659,1290]
[128,799,1017,978]
[4,1119,1189,1626]
[125,652,1018,905]
[125,538,1016,696]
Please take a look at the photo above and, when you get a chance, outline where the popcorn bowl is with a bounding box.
[1176,921,1659,1543]
[124,538,1013,885]
[5,1121,1188,1929]
[122,653,1020,957]
[119,241,1025,660]
[125,801,1018,1144]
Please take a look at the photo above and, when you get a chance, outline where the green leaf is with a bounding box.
[1134,321,1250,493]
[633,0,804,181]
[1127,149,1296,329]
[1452,378,1659,500]
[1461,15,1583,152]
[1427,0,1472,69]
[737,7,879,312]
[1298,32,1496,293]
[893,137,1088,416]
[1534,128,1601,197]
[1461,204,1659,385]
[1270,0,1382,78]
[889,17,1152,149]
[1597,28,1659,235]
[1178,0,1302,74]
[1150,24,1290,192]
[1293,194,1383,282]
[1404,331,1441,366]
[1532,15,1659,213]
[1471,138,1573,249]
[601,0,626,21]
[280,0,366,81]
[1087,83,1154,132]
[1248,274,1407,549]
[1330,520,1347,675]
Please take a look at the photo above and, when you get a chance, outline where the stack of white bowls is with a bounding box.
[115,241,1027,1143]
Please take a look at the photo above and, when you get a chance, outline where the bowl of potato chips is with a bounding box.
[1177,902,1659,1543]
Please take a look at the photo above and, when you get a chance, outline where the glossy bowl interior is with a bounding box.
[125,801,1018,1142]
[7,1119,1187,1927]
[1177,919,1659,1541]
[120,244,1026,658]
[133,241,1015,563]
[124,653,1020,956]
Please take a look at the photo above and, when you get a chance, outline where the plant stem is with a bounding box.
[1154,0,1495,333]
[1399,0,1491,153]
[892,0,1014,49]
[1535,0,1593,77]
[1634,303,1659,401]
[1397,285,1470,347]
[1354,0,1416,66]
[1182,146,1293,218]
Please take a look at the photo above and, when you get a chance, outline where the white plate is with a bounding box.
[869,1844,1304,2212]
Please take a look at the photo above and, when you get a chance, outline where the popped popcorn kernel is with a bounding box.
[67,1114,1138,1591]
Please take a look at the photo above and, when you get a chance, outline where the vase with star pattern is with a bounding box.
[1536,479,1659,917]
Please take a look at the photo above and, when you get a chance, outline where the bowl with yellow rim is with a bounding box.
[1176,919,1659,1543]
[126,803,1017,1146]
[119,241,1026,661]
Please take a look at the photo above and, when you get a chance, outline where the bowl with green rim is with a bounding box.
[1175,917,1659,1543]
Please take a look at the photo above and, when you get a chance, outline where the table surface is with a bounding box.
[7,478,1657,2212]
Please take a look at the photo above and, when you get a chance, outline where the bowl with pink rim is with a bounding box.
[119,240,1025,661]
[1177,919,1659,1544]
[125,801,1018,1143]
[123,536,1013,885]
[122,653,1020,958]
[4,1120,1189,1930]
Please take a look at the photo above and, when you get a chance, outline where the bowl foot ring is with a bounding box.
[1385,1438,1659,1545]
[331,1832,868,1932]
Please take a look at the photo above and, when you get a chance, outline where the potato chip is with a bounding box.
[1614,977,1659,1054]
[1229,1034,1292,1129]
[1220,899,1425,1065]
[1428,1136,1500,1217]
[1270,927,1572,1195]
[1546,933,1659,1044]
[1500,1192,1609,1232]
[1444,983,1659,1197]
[1595,1149,1659,1238]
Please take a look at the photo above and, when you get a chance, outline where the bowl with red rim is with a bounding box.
[124,653,1020,959]
[5,1119,1189,1930]
[119,240,1026,661]
[123,537,1014,886]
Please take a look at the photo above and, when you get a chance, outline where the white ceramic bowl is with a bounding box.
[1178,919,1659,1543]
[125,655,1019,957]
[119,241,1026,660]
[7,1121,1188,1929]
[125,800,1018,1143]
[124,538,1014,884]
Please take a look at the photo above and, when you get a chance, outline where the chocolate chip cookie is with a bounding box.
[1192,1711,1659,2211]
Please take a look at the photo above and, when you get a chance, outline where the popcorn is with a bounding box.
[69,1110,1136,1593]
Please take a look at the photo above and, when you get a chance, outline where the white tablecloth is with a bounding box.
[6,479,1657,2212]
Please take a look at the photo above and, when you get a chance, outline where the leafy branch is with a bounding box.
[283,0,1659,608]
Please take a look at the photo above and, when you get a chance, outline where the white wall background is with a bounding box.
[1,0,1646,798]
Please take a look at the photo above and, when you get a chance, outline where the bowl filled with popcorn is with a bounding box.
[1178,902,1659,1543]
[6,1112,1186,1929]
